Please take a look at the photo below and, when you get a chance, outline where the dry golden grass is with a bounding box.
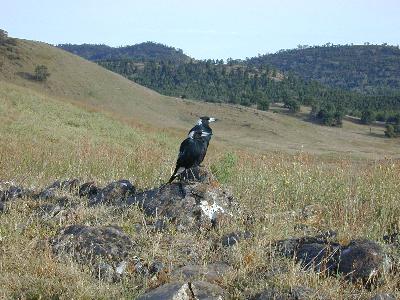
[1,39,400,299]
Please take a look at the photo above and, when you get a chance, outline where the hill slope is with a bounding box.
[57,42,191,63]
[247,44,400,93]
[1,38,399,159]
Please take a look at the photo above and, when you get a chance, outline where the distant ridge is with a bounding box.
[247,44,400,94]
[57,41,191,63]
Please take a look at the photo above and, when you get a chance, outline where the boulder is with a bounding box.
[37,179,80,199]
[338,240,385,284]
[276,234,389,285]
[88,179,136,206]
[0,185,32,202]
[137,282,191,300]
[50,224,136,279]
[275,232,340,274]
[126,181,236,231]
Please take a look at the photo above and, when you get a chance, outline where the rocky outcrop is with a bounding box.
[126,181,236,231]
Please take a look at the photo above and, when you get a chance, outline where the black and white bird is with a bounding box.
[187,116,217,164]
[168,129,211,183]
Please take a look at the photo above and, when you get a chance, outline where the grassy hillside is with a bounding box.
[1,81,400,299]
[1,38,399,159]
[247,44,400,93]
[1,37,400,298]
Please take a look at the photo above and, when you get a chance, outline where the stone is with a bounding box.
[369,293,396,300]
[37,179,80,199]
[137,282,191,300]
[338,239,385,284]
[89,179,136,206]
[50,224,136,279]
[78,181,99,198]
[296,242,340,273]
[275,232,340,274]
[126,181,236,231]
[0,185,31,202]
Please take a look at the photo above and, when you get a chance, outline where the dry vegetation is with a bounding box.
[1,39,400,299]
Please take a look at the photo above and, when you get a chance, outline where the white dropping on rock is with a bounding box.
[200,200,225,221]
[115,261,127,275]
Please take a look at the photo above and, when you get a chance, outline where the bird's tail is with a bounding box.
[168,166,185,183]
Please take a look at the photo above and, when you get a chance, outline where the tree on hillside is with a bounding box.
[284,99,300,113]
[384,124,400,138]
[361,110,375,124]
[34,65,50,81]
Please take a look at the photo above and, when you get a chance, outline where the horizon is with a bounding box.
[2,0,400,59]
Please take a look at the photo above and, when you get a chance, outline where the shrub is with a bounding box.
[385,124,400,138]
[257,98,270,111]
[34,65,50,81]
[361,110,375,125]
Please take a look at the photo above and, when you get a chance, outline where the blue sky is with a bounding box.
[2,0,400,59]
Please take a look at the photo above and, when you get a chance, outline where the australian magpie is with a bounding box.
[188,116,217,164]
[168,129,211,183]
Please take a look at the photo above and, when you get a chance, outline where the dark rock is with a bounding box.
[383,232,399,245]
[137,282,192,300]
[221,231,253,247]
[79,181,99,198]
[89,179,136,206]
[0,185,31,202]
[149,261,165,276]
[0,200,4,212]
[171,263,232,284]
[370,293,396,300]
[127,181,236,231]
[338,239,385,284]
[37,179,80,199]
[50,224,136,279]
[296,242,340,273]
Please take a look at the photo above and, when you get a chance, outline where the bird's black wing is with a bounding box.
[188,124,202,135]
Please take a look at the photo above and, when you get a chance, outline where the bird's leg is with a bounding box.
[178,181,186,197]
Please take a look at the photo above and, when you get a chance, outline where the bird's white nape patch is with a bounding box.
[197,118,203,125]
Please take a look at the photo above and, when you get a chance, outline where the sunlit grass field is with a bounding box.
[1,80,400,299]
